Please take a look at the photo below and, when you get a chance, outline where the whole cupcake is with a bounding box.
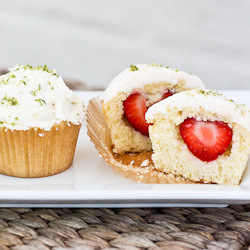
[0,64,84,178]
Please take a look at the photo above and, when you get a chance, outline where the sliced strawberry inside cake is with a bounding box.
[180,118,232,162]
[123,93,149,136]
[123,91,173,136]
[101,64,204,154]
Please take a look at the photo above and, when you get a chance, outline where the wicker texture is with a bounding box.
[0,206,249,249]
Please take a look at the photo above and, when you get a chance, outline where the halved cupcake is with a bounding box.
[146,88,250,185]
[0,64,84,177]
[101,64,204,154]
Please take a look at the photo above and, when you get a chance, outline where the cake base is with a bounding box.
[86,97,194,184]
[0,122,81,178]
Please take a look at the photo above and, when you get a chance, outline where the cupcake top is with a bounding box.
[0,65,84,130]
[101,64,204,103]
[146,88,250,131]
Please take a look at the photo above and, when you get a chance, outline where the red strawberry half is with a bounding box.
[180,118,232,162]
[123,93,149,135]
[123,90,173,136]
[161,90,173,100]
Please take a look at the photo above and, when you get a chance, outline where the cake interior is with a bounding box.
[149,107,250,185]
[87,97,194,184]
[102,80,195,154]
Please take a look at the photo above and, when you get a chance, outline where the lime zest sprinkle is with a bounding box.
[1,95,18,106]
[14,64,58,77]
[35,99,46,106]
[130,65,139,71]
[149,62,163,67]
[31,84,42,96]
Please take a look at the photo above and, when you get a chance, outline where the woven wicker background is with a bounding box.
[0,206,249,250]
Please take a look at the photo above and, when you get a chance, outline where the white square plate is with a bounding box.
[0,90,250,207]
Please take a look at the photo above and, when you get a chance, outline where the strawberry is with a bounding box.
[180,118,232,162]
[161,90,173,100]
[123,93,149,136]
[123,90,173,136]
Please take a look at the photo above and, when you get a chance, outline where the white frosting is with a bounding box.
[146,88,250,131]
[140,159,149,167]
[101,64,204,103]
[0,65,84,130]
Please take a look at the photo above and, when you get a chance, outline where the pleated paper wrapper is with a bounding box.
[0,122,81,178]
[86,97,193,184]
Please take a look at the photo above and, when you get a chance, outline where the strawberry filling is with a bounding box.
[180,118,232,162]
[123,93,149,135]
[123,90,173,136]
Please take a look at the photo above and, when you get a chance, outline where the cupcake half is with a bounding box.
[0,65,84,178]
[146,88,250,185]
[101,64,205,154]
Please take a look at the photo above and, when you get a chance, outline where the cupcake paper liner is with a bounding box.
[0,122,81,178]
[86,97,193,184]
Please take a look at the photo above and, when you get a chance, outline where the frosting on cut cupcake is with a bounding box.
[101,64,204,103]
[146,88,250,131]
[0,65,84,130]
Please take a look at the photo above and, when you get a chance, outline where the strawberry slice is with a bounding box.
[180,118,232,162]
[123,93,149,136]
[161,90,173,100]
[123,90,174,136]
